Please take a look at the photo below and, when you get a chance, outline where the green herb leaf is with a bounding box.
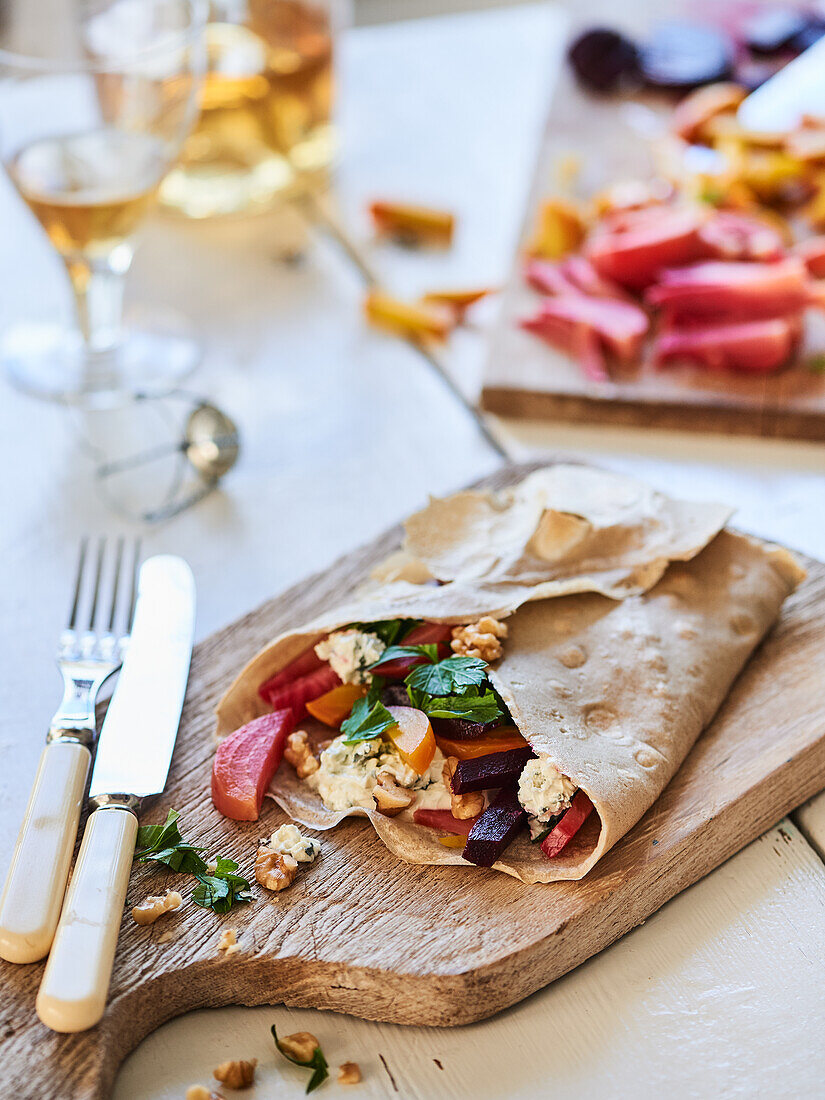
[807,353,825,374]
[340,695,396,743]
[348,618,421,647]
[272,1026,330,1093]
[134,809,207,874]
[369,642,438,668]
[406,655,489,697]
[192,857,253,914]
[419,690,503,723]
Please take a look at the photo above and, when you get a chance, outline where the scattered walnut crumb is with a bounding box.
[451,617,508,662]
[284,730,320,778]
[213,1059,257,1089]
[131,890,182,926]
[217,929,239,956]
[278,1032,320,1062]
[185,1087,224,1100]
[442,757,484,820]
[338,1062,362,1085]
[255,846,298,891]
[372,769,415,817]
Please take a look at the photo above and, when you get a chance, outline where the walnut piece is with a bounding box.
[372,770,415,817]
[338,1062,362,1085]
[255,846,298,891]
[213,1059,257,1089]
[451,616,508,662]
[442,757,484,820]
[131,890,182,926]
[217,929,239,956]
[278,1032,320,1062]
[185,1087,225,1100]
[284,730,320,778]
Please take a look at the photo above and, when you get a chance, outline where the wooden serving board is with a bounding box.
[5,463,825,1100]
[480,0,825,441]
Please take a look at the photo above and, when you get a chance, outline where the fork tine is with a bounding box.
[106,537,125,634]
[86,537,106,631]
[67,538,89,630]
[127,538,141,633]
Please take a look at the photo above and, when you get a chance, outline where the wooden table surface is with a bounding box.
[1,3,824,1097]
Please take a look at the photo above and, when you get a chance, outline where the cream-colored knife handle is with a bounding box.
[0,741,91,964]
[36,805,137,1033]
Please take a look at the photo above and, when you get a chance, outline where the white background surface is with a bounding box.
[1,4,824,1097]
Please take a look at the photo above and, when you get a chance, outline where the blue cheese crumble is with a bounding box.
[518,756,576,824]
[314,629,386,684]
[307,736,448,813]
[269,823,321,863]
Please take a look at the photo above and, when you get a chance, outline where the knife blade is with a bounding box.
[36,555,196,1033]
[738,34,825,132]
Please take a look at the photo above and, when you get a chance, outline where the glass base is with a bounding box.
[2,315,200,406]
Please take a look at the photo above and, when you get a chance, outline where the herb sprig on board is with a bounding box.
[272,1026,329,1093]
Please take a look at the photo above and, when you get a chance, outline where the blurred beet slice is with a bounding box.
[463,786,526,867]
[429,716,503,741]
[568,28,639,94]
[641,22,733,89]
[451,747,535,794]
[381,682,411,708]
[742,8,807,54]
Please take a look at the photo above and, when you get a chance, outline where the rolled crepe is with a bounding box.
[215,469,804,883]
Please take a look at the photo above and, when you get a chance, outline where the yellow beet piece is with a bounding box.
[364,290,453,342]
[526,198,587,260]
[369,200,455,246]
[385,705,436,776]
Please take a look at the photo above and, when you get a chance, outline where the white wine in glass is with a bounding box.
[0,0,207,403]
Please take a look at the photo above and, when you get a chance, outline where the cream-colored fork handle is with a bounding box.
[0,741,90,964]
[37,806,137,1033]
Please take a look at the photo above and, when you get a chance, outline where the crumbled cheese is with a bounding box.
[518,755,576,822]
[314,629,386,684]
[307,736,447,813]
[269,823,321,863]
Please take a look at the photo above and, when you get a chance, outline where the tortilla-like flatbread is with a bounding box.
[214,471,804,883]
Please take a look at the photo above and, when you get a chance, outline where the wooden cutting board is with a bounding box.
[5,462,825,1100]
[480,0,825,441]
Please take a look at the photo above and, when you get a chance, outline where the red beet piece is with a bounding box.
[211,709,295,821]
[369,622,453,679]
[540,790,594,859]
[653,317,797,374]
[451,747,535,794]
[258,645,326,703]
[429,716,503,741]
[462,786,526,867]
[568,28,639,94]
[262,664,340,718]
[586,206,708,290]
[645,258,809,320]
[381,682,411,708]
[413,808,480,836]
[522,295,649,360]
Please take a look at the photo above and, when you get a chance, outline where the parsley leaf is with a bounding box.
[406,655,488,696]
[418,690,503,723]
[348,618,421,647]
[368,642,438,669]
[272,1026,329,1093]
[808,353,825,375]
[134,809,207,874]
[192,857,253,914]
[340,695,396,743]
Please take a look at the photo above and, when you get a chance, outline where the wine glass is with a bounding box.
[0,0,207,403]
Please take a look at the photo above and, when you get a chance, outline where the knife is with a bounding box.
[36,555,195,1034]
[738,34,825,132]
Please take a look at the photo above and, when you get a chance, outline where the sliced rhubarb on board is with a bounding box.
[413,808,480,836]
[540,790,594,859]
[653,317,797,373]
[522,295,649,361]
[463,786,526,867]
[261,664,341,718]
[645,258,809,319]
[258,645,326,702]
[211,709,295,821]
[450,746,535,794]
[586,206,708,289]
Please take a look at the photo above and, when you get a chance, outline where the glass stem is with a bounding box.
[66,242,133,362]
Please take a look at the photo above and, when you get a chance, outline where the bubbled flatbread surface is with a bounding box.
[214,469,804,882]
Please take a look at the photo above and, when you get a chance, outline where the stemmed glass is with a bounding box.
[0,0,207,403]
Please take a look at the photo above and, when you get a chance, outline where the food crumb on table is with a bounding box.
[339,1061,362,1084]
[217,928,239,955]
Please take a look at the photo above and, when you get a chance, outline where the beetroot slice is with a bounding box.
[261,665,341,719]
[451,747,535,793]
[430,716,503,741]
[413,808,479,836]
[540,791,594,859]
[381,682,411,708]
[463,786,526,867]
[258,646,325,701]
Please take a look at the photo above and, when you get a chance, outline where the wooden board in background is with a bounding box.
[481,0,825,441]
[4,463,825,1100]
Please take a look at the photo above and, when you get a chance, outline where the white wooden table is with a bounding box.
[2,4,824,1097]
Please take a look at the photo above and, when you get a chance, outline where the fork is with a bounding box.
[0,538,139,964]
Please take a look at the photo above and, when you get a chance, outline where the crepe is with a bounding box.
[215,468,804,883]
